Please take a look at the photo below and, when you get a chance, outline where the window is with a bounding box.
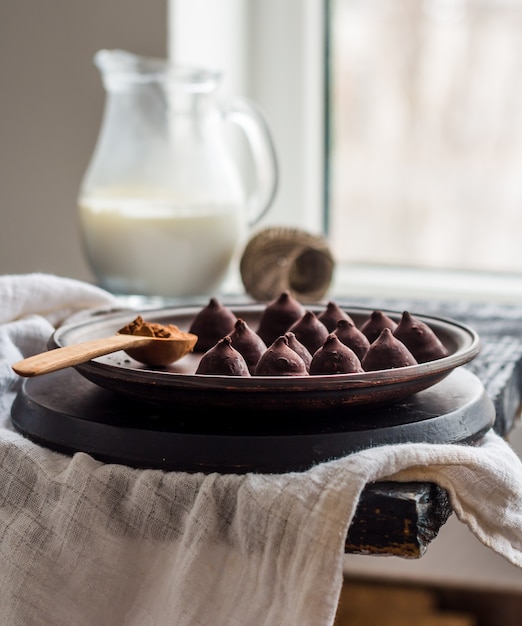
[328,0,522,274]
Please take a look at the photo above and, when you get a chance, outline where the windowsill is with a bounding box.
[331,264,522,305]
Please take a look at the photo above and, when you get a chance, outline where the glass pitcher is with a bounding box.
[77,49,278,300]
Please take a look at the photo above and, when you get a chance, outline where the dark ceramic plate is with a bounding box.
[49,304,481,412]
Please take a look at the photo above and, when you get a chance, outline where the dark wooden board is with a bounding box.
[11,367,493,474]
[347,482,452,557]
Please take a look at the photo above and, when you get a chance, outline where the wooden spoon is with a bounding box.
[12,331,198,377]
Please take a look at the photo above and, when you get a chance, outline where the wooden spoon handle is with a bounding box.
[12,334,151,377]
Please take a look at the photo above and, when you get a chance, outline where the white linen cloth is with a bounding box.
[1,273,522,626]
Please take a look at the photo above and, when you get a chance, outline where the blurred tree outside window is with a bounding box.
[328,0,522,274]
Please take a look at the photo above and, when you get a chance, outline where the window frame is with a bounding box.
[168,0,522,303]
[169,0,327,235]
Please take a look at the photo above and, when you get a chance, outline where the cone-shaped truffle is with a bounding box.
[256,291,305,346]
[317,301,354,332]
[310,334,364,375]
[229,318,267,374]
[361,328,418,371]
[284,331,312,372]
[288,310,329,355]
[393,311,449,363]
[188,298,237,352]
[333,319,371,361]
[360,310,398,344]
[254,335,308,376]
[196,336,250,376]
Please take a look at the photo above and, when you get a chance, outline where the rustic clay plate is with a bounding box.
[49,304,481,412]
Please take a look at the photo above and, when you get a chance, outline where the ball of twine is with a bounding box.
[239,227,335,302]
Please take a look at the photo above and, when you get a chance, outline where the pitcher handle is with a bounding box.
[221,98,278,226]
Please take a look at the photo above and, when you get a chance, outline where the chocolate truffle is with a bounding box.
[361,328,418,371]
[254,335,308,376]
[195,336,250,376]
[310,334,364,375]
[284,331,312,372]
[188,298,237,352]
[393,311,449,363]
[333,319,371,361]
[256,291,305,346]
[317,301,354,332]
[360,310,398,344]
[229,318,267,374]
[287,310,329,355]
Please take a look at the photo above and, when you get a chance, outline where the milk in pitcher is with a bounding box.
[79,193,243,298]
